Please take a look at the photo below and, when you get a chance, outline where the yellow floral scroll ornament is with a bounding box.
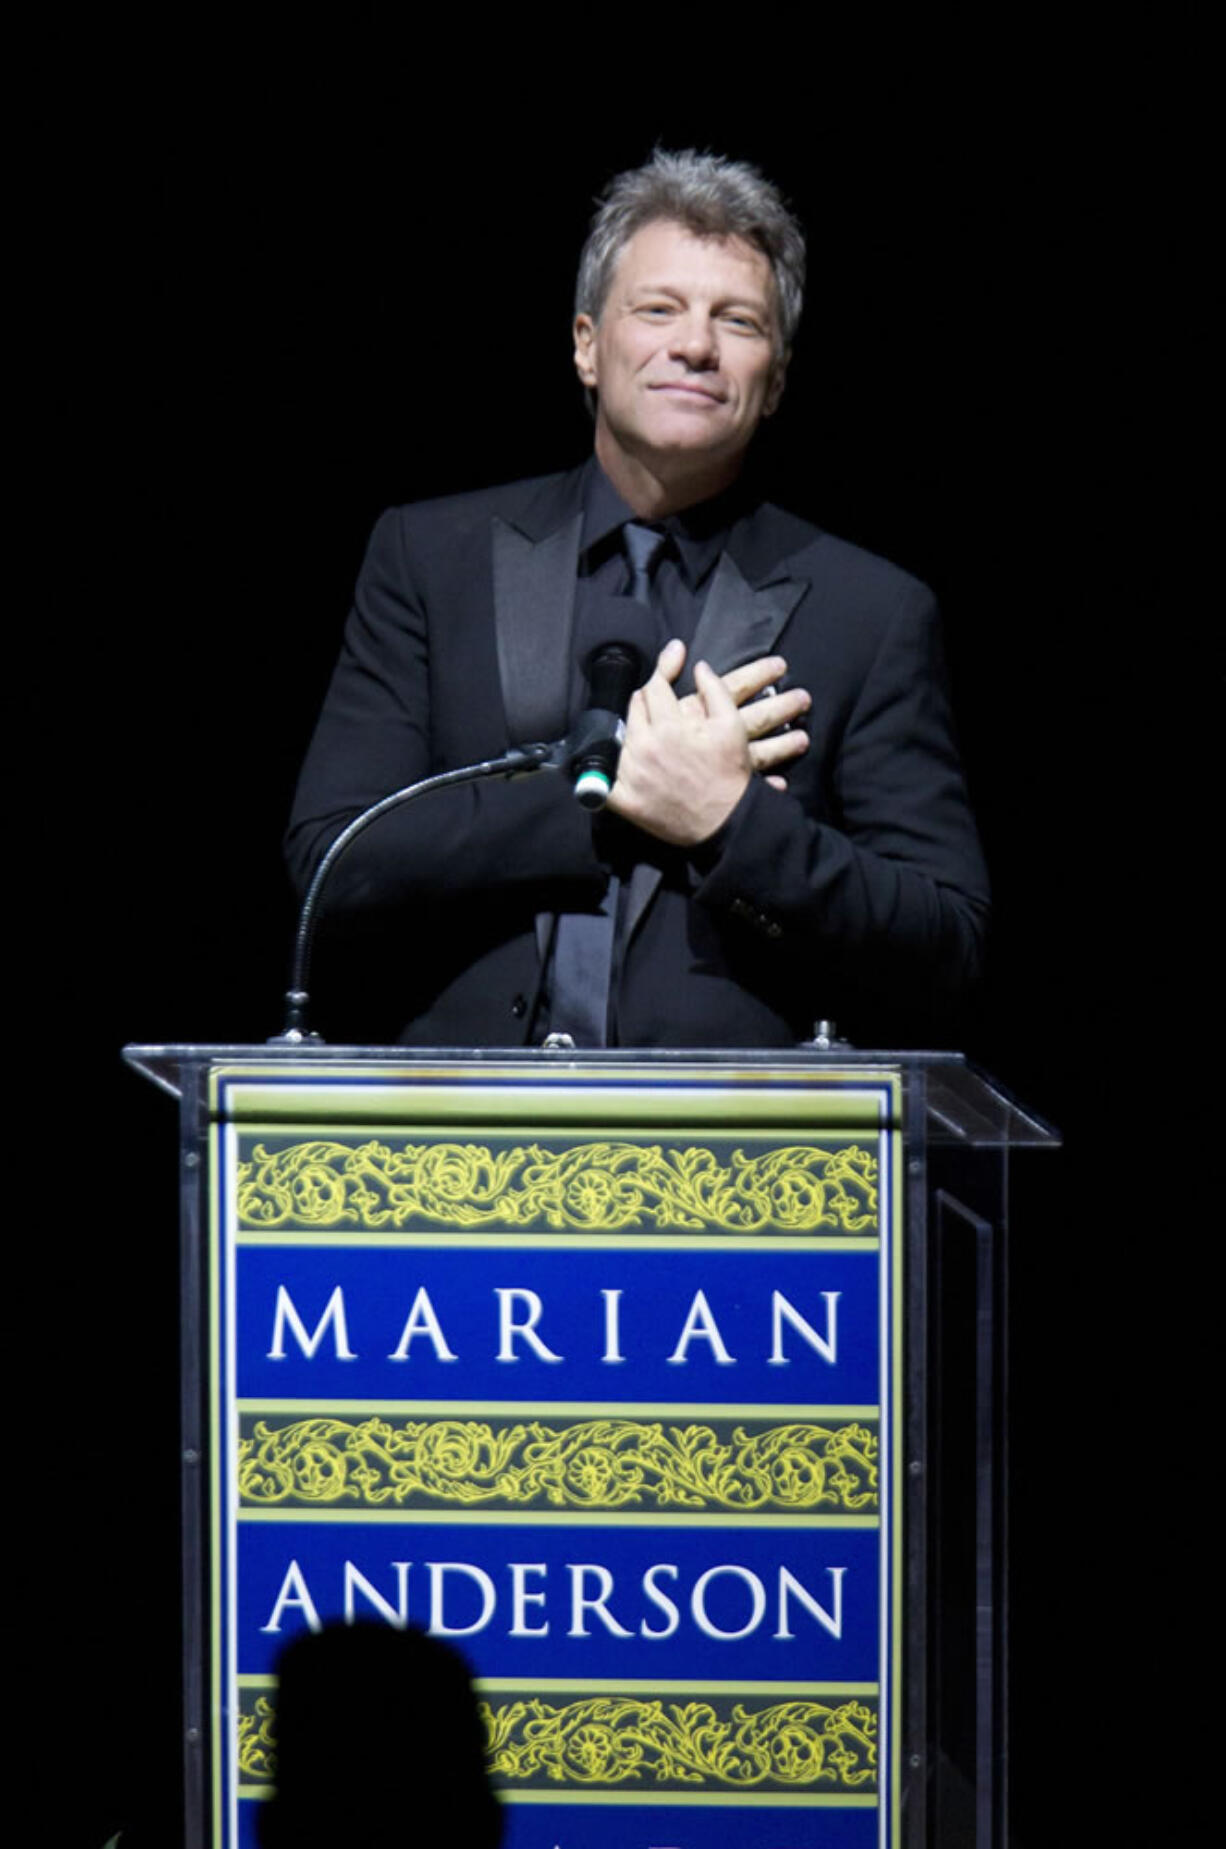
[236,1696,277,1779]
[238,1416,878,1514]
[236,1693,876,1792]
[236,1139,877,1234]
[482,1695,877,1790]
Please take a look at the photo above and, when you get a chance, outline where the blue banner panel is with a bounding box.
[236,1797,879,1849]
[236,1244,879,1405]
[237,1521,880,1683]
[211,1064,902,1849]
[498,1803,879,1849]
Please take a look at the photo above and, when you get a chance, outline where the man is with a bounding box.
[286,151,988,1048]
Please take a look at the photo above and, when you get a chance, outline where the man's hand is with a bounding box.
[691,649,813,790]
[607,640,811,846]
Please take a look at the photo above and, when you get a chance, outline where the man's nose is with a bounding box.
[671,314,718,368]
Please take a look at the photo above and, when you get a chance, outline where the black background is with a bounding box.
[31,17,1208,1844]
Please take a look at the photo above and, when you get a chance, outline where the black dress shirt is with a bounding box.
[575,461,748,655]
[541,464,757,1045]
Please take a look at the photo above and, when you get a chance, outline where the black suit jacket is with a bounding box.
[286,465,990,1048]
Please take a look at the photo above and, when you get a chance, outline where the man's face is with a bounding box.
[573,219,785,494]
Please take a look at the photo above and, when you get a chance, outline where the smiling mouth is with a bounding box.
[650,382,726,403]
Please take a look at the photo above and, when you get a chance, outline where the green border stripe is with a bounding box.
[208,1121,224,1846]
[237,1674,879,1695]
[237,1232,878,1251]
[219,1069,898,1128]
[498,1790,878,1809]
[237,1788,878,1809]
[237,1509,879,1528]
[238,1399,879,1417]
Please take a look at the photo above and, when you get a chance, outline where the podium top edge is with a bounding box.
[123,1041,965,1063]
[121,1045,1059,1147]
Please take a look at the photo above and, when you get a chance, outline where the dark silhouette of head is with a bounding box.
[256,1623,503,1848]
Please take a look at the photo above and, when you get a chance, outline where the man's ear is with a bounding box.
[763,353,789,418]
[573,313,598,389]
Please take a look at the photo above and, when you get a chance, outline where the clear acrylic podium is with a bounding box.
[125,1042,1057,1849]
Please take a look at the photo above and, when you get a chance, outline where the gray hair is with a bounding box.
[574,149,806,354]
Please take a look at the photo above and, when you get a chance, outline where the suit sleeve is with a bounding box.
[691,579,989,1000]
[285,509,603,918]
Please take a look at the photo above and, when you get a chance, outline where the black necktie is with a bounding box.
[546,524,665,1045]
[622,520,668,605]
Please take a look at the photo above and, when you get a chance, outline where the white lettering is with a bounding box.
[691,1565,766,1640]
[601,1288,624,1364]
[343,1561,411,1626]
[640,1563,680,1639]
[257,1554,848,1648]
[775,1565,845,1639]
[267,1284,356,1360]
[388,1288,458,1362]
[260,1559,322,1633]
[509,1562,550,1638]
[769,1291,840,1366]
[427,1562,496,1637]
[496,1289,563,1363]
[568,1563,633,1638]
[667,1289,735,1365]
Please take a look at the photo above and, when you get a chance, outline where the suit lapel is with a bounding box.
[678,550,808,692]
[622,863,662,951]
[492,483,809,733]
[491,509,584,745]
[490,486,583,1037]
[622,547,809,947]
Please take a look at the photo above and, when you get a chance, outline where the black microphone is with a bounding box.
[570,641,644,808]
[566,598,658,810]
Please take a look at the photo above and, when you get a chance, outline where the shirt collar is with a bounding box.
[580,460,636,557]
[579,459,751,590]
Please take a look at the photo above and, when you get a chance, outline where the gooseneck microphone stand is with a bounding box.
[272,743,555,1043]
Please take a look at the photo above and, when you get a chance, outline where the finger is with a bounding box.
[693,657,740,718]
[742,686,812,740]
[765,775,788,792]
[719,655,788,707]
[749,728,810,772]
[641,639,686,722]
[655,638,685,682]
